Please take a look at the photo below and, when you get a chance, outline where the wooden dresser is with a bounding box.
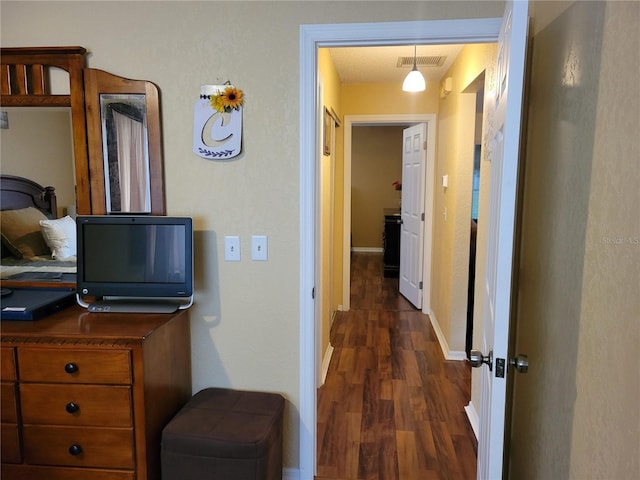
[0,305,191,480]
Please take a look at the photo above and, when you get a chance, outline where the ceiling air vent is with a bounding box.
[397,55,446,68]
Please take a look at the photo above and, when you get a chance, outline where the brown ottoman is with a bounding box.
[161,388,285,480]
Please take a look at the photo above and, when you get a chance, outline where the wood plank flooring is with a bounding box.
[316,252,477,480]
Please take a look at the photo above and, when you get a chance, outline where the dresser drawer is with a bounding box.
[23,425,134,469]
[1,347,16,381]
[0,423,21,463]
[17,348,131,384]
[1,382,18,423]
[20,384,132,427]
[1,464,135,480]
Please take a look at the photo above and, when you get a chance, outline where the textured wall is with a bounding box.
[570,0,639,476]
[510,1,640,478]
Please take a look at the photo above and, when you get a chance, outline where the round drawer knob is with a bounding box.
[68,444,83,456]
[66,402,80,414]
[64,363,79,374]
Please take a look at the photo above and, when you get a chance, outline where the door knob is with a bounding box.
[469,349,493,371]
[509,354,529,373]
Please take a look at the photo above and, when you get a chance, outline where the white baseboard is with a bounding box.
[351,247,383,253]
[464,401,479,439]
[447,349,468,361]
[427,309,467,361]
[283,467,300,480]
[320,344,334,385]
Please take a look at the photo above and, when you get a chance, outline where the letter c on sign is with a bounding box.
[202,111,233,147]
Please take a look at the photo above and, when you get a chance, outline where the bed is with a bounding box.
[1,174,77,287]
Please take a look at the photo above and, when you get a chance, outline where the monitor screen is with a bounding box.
[76,215,193,306]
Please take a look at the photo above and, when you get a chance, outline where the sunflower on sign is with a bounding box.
[210,86,244,113]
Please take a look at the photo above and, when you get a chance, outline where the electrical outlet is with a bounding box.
[251,235,268,261]
[224,236,240,261]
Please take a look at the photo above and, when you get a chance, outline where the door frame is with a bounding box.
[300,17,502,478]
[342,115,435,314]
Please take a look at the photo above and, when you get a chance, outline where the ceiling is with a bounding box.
[328,44,464,85]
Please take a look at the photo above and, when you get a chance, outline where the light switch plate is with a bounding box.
[224,236,240,261]
[251,235,268,261]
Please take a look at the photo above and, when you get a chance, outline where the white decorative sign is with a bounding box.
[193,84,243,160]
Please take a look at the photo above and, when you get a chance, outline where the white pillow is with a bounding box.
[39,215,77,260]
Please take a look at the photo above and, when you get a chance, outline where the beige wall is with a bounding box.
[0,108,76,217]
[509,1,639,478]
[342,81,440,116]
[351,126,404,249]
[432,43,497,354]
[318,48,342,371]
[2,1,507,471]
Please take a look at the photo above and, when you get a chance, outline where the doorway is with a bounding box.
[341,115,435,314]
[465,81,485,357]
[300,18,504,478]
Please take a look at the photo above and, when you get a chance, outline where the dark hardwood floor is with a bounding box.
[316,252,477,480]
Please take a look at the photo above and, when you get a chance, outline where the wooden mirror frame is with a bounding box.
[0,46,91,214]
[84,69,165,215]
[0,46,166,216]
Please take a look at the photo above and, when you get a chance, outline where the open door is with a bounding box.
[471,1,529,478]
[399,123,427,308]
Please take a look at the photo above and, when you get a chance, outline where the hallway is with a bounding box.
[316,252,477,479]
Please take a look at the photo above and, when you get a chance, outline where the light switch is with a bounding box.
[251,235,268,261]
[224,236,240,261]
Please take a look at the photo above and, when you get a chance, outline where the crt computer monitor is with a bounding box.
[76,215,193,311]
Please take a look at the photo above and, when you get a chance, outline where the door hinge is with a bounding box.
[421,212,425,221]
[312,287,315,299]
[423,141,427,150]
[419,281,423,290]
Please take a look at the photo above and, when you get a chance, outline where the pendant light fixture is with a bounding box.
[402,45,426,92]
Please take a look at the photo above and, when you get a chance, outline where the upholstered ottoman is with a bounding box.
[161,388,285,480]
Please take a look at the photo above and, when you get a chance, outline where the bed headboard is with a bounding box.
[0,174,57,218]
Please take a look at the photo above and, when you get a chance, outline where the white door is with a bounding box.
[399,123,426,308]
[474,1,529,478]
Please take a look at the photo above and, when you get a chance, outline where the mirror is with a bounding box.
[1,48,166,217]
[84,68,165,215]
[0,107,76,218]
[100,94,151,213]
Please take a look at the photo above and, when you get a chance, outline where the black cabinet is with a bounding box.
[383,209,401,277]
